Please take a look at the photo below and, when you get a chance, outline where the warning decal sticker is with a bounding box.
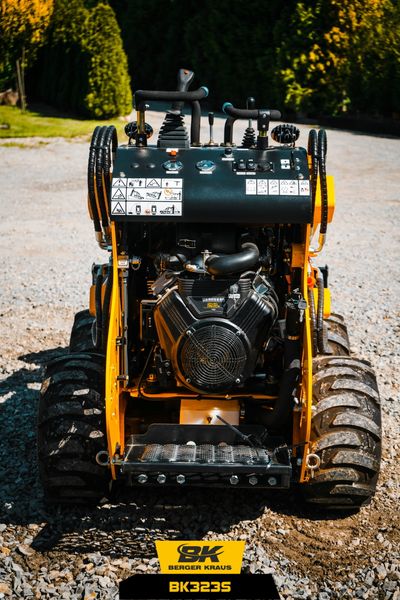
[245,178,310,196]
[110,177,183,217]
[111,202,125,215]
[113,178,127,187]
[112,187,126,199]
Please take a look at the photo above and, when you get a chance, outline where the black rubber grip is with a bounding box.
[171,69,195,111]
[223,103,281,120]
[135,87,208,111]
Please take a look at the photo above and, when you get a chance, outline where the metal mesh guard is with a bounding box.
[130,443,271,465]
[180,324,247,391]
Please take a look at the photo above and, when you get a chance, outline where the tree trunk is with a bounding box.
[16,50,26,112]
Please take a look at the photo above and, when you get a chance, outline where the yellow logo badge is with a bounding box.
[155,540,245,574]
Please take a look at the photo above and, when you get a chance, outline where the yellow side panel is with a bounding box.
[291,244,305,269]
[105,223,123,479]
[291,224,313,482]
[313,175,335,228]
[89,284,96,317]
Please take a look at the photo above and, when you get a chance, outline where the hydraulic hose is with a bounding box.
[88,125,117,248]
[205,242,259,276]
[87,127,102,237]
[318,129,328,235]
[95,126,111,228]
[316,269,327,353]
[308,129,318,215]
[308,287,318,356]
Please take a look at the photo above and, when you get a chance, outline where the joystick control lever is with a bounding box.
[206,112,217,146]
[171,68,195,113]
[242,97,256,148]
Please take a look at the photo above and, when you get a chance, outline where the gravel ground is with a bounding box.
[0,113,399,600]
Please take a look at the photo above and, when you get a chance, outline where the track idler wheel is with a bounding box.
[303,355,381,510]
[37,353,111,505]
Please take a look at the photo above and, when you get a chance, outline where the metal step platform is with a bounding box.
[119,424,292,488]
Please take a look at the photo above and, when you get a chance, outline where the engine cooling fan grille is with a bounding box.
[179,323,247,392]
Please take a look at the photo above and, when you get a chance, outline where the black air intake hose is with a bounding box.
[205,242,259,276]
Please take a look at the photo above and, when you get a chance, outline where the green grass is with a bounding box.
[0,105,128,139]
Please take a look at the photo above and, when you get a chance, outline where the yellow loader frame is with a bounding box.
[97,171,335,483]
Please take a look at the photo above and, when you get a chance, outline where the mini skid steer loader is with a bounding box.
[38,70,381,510]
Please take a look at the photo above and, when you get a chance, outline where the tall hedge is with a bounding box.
[30,0,131,118]
[111,0,400,119]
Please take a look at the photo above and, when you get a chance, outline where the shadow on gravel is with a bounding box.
[0,346,351,560]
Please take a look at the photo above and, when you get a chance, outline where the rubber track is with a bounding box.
[324,313,350,356]
[37,353,110,505]
[303,355,381,510]
[69,310,96,353]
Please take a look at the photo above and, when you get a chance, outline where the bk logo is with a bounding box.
[177,544,223,563]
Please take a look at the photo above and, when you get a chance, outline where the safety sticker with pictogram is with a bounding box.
[146,178,162,188]
[112,187,127,199]
[111,201,126,215]
[128,178,146,188]
[112,178,127,187]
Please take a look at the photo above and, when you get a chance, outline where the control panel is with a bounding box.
[110,145,312,224]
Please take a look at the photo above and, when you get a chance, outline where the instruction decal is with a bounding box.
[110,177,183,217]
[245,178,310,196]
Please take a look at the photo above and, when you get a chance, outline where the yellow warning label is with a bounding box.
[155,540,245,574]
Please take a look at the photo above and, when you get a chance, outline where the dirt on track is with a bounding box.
[0,115,399,600]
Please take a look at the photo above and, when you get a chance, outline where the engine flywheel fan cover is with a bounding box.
[175,320,249,393]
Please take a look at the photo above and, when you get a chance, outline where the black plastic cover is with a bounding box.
[109,145,312,224]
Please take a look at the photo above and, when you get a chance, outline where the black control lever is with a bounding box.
[223,102,281,121]
[206,112,217,146]
[171,68,195,112]
[222,101,281,146]
[242,97,256,148]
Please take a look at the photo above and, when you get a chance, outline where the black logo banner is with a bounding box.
[119,574,281,599]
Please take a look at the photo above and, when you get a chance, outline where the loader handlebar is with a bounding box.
[135,86,209,111]
[222,103,281,121]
